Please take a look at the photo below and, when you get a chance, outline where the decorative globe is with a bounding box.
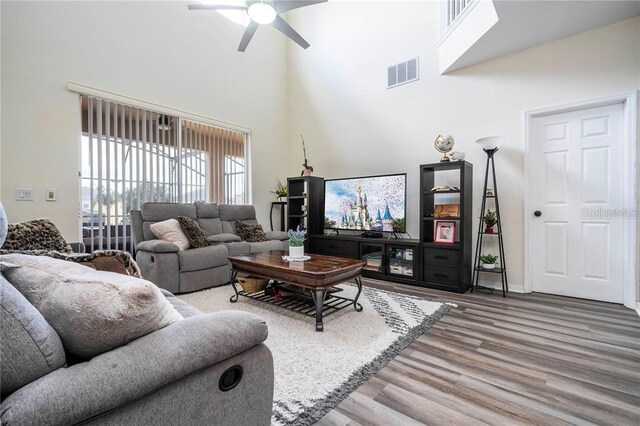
[434,134,455,162]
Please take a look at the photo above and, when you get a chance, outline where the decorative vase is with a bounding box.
[289,245,304,259]
[485,226,494,234]
[302,168,313,177]
[278,196,287,203]
[482,263,496,270]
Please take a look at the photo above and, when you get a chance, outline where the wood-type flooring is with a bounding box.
[318,281,640,426]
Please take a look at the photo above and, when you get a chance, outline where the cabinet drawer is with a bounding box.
[310,238,358,258]
[423,265,460,286]
[424,248,460,267]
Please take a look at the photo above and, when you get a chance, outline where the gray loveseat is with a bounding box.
[131,203,289,294]
[0,274,274,425]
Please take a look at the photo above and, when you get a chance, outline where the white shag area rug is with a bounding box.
[179,282,452,425]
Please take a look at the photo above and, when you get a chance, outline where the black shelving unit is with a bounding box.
[472,149,508,296]
[286,176,324,237]
[419,161,473,293]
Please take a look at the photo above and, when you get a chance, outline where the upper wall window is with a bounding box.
[80,95,248,252]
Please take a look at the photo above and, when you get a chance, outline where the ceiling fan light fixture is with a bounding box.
[247,2,276,25]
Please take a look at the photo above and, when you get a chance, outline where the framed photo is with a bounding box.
[434,203,460,218]
[45,189,56,202]
[434,220,456,244]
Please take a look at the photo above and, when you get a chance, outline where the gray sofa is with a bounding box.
[0,274,274,425]
[131,203,289,294]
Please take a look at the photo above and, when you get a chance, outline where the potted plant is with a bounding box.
[479,254,499,270]
[288,226,306,259]
[270,178,288,201]
[300,135,313,176]
[483,209,498,233]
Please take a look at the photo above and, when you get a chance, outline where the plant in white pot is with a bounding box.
[288,226,306,259]
[270,177,288,201]
[479,254,499,270]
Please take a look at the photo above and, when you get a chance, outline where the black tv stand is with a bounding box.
[308,234,420,286]
[361,231,383,239]
[387,232,412,240]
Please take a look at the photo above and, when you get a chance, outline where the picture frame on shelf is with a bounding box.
[434,203,460,218]
[434,220,456,244]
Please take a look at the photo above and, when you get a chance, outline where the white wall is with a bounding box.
[1,1,291,240]
[287,1,640,291]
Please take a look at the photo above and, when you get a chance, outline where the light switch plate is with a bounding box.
[45,189,56,202]
[15,188,34,201]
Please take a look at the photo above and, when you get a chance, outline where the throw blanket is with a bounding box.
[0,249,140,278]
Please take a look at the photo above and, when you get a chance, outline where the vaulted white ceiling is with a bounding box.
[442,0,640,73]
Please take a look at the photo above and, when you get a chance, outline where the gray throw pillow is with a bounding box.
[2,254,183,359]
[1,275,66,398]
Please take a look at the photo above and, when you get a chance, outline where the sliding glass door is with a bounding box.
[80,95,248,253]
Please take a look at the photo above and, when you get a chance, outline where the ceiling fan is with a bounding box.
[188,1,327,52]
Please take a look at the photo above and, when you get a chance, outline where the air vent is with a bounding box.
[387,57,419,89]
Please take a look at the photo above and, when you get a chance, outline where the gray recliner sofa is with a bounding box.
[0,274,274,425]
[131,203,289,294]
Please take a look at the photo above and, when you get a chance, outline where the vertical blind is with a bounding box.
[80,95,248,253]
[180,120,246,204]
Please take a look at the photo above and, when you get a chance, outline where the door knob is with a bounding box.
[534,210,542,217]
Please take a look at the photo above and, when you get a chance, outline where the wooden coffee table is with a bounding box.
[228,251,365,331]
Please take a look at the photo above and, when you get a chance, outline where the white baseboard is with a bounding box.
[476,281,525,294]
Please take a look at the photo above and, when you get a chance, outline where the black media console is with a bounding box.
[309,234,420,286]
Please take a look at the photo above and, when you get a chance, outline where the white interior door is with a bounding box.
[530,103,625,303]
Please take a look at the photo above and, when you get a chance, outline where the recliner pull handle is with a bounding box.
[219,365,243,392]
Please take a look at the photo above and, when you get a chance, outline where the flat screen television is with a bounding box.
[324,173,407,233]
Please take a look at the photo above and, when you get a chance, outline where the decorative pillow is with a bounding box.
[2,254,183,359]
[0,249,141,277]
[2,219,72,253]
[150,219,190,251]
[0,276,66,398]
[177,216,208,248]
[235,221,267,243]
[206,233,242,244]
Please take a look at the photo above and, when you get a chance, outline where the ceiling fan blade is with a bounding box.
[187,4,247,11]
[238,21,259,52]
[271,15,310,49]
[275,0,327,13]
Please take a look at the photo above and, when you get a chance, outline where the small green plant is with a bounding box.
[270,178,288,199]
[483,209,498,228]
[288,226,306,247]
[480,254,499,264]
[300,135,313,173]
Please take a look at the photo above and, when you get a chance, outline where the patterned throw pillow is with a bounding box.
[177,216,208,248]
[2,219,72,253]
[235,221,267,243]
